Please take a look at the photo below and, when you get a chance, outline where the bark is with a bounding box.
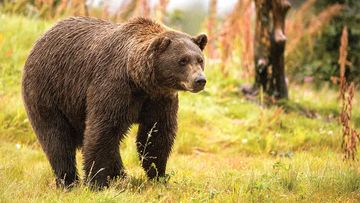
[269,0,290,98]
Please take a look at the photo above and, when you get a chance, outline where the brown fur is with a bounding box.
[22,16,207,188]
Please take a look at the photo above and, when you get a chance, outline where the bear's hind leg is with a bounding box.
[26,105,79,188]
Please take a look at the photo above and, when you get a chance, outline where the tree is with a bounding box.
[243,0,291,100]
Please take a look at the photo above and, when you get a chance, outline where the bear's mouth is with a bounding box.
[180,82,205,93]
[190,88,204,93]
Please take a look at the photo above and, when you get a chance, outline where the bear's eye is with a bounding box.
[178,57,189,66]
[197,58,203,64]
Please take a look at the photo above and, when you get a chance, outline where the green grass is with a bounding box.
[1,13,360,202]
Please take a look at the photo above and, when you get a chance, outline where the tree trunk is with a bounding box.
[243,0,290,100]
[270,0,290,99]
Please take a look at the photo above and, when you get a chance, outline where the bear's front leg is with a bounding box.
[83,87,131,188]
[136,95,178,179]
[83,114,129,188]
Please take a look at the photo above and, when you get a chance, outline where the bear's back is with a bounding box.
[23,17,117,88]
[22,17,123,132]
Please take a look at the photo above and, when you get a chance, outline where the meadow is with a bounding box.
[1,14,360,202]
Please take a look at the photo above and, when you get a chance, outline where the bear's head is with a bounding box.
[148,32,208,93]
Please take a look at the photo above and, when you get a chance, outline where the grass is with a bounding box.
[1,13,360,202]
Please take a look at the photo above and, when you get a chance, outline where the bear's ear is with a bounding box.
[193,34,208,51]
[149,36,171,53]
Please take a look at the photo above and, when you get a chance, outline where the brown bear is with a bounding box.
[22,16,207,188]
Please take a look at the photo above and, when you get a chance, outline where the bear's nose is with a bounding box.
[194,75,207,86]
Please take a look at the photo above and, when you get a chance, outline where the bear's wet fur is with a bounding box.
[22,16,207,188]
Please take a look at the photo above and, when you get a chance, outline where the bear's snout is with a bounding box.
[193,74,206,91]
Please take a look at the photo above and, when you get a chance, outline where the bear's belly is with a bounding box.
[128,91,148,124]
[57,97,87,146]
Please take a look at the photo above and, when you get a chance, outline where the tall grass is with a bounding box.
[155,0,169,22]
[339,27,360,160]
[0,0,168,23]
[218,0,254,77]
[207,0,217,58]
